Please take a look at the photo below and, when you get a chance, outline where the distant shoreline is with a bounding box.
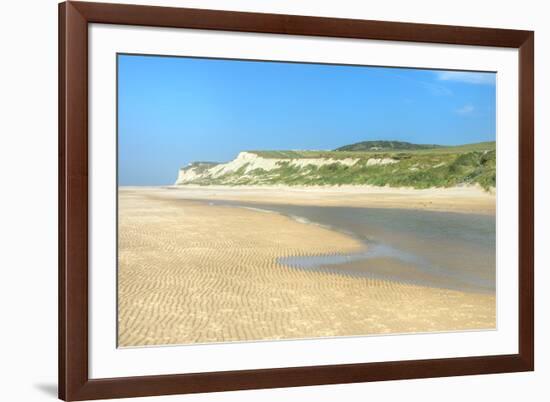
[119,184,496,215]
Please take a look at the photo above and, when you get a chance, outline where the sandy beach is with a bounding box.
[118,186,495,347]
[155,184,495,215]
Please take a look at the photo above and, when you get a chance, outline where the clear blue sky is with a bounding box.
[118,54,496,185]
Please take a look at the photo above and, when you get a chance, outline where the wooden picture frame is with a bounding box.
[59,1,534,400]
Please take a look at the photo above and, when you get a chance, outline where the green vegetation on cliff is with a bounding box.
[177,141,496,190]
[335,140,441,152]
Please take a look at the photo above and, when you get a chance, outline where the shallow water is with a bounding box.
[204,200,496,294]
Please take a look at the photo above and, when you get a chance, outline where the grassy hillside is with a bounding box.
[178,141,496,190]
[250,142,495,159]
[335,140,441,152]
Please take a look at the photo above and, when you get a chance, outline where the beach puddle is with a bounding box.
[279,242,430,268]
[277,245,493,293]
[198,199,496,294]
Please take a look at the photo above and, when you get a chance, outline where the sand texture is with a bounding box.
[118,187,495,347]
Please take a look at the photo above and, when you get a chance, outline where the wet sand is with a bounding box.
[118,187,495,347]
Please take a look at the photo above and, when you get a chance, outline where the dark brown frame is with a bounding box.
[59,1,534,400]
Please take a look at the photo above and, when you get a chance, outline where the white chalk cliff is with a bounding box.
[176,152,364,184]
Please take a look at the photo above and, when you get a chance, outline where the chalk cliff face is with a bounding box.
[175,162,220,184]
[174,151,396,186]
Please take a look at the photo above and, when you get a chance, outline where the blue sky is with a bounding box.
[118,54,496,185]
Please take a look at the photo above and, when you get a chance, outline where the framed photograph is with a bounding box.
[59,1,534,400]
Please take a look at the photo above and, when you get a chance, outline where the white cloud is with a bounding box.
[420,81,453,96]
[393,72,453,96]
[436,71,495,85]
[455,104,475,115]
